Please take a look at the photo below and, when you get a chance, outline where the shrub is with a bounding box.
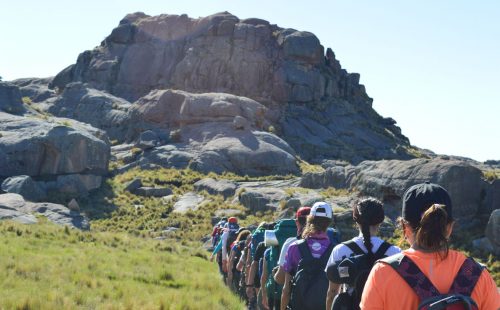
[21,96,32,105]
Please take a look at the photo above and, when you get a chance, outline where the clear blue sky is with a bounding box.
[1,1,499,162]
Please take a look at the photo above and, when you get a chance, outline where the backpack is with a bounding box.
[327,240,392,310]
[265,219,297,305]
[327,227,341,246]
[250,225,266,259]
[380,253,484,310]
[225,223,240,254]
[289,239,334,310]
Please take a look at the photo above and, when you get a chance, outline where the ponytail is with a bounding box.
[415,204,451,259]
[360,222,375,263]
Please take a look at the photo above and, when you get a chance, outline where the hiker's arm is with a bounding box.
[273,265,285,285]
[211,239,222,256]
[281,272,292,310]
[221,232,229,259]
[261,259,269,310]
[227,249,235,286]
[326,281,341,310]
[236,249,246,272]
[245,261,257,300]
[246,260,257,287]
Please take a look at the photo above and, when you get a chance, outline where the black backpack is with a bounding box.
[225,225,240,254]
[327,240,392,310]
[289,239,334,310]
[380,253,484,310]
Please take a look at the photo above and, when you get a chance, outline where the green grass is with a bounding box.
[0,220,243,310]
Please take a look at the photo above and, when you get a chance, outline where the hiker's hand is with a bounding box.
[209,254,214,262]
[245,286,255,299]
[272,266,278,276]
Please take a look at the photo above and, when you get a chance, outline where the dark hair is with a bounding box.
[414,204,452,259]
[352,198,385,263]
[302,215,331,239]
[235,230,251,243]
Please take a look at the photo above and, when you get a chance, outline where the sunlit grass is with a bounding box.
[0,220,243,309]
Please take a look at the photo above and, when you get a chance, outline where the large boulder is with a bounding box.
[0,193,89,229]
[0,112,110,199]
[44,82,131,141]
[0,82,26,115]
[485,209,500,255]
[300,158,491,220]
[194,178,238,199]
[124,89,299,176]
[0,112,109,178]
[238,187,287,212]
[10,77,56,103]
[49,12,413,164]
[1,175,47,202]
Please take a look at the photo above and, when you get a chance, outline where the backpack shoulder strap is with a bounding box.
[449,257,484,296]
[374,241,392,259]
[297,239,314,262]
[379,253,440,300]
[343,240,364,255]
[319,242,335,266]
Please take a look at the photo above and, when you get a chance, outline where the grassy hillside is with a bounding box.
[0,219,243,310]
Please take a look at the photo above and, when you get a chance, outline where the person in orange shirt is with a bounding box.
[360,182,500,310]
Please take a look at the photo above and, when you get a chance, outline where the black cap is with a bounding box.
[402,182,453,226]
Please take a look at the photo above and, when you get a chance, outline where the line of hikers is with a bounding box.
[209,182,499,310]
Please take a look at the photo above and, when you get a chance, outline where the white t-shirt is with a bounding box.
[325,234,401,272]
[278,237,297,266]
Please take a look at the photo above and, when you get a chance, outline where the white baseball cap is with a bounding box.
[310,201,333,219]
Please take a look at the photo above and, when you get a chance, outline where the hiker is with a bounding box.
[211,217,227,247]
[263,218,297,310]
[221,217,240,274]
[325,197,400,310]
[360,182,500,309]
[281,202,335,310]
[273,206,311,285]
[227,229,252,290]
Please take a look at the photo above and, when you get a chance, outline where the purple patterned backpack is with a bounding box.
[380,253,484,310]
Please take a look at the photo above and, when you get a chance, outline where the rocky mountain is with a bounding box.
[47,11,412,164]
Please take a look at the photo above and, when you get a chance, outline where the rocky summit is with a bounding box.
[47,11,412,164]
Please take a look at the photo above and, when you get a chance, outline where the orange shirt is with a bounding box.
[360,249,500,310]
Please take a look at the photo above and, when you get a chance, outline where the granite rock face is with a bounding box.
[301,158,494,220]
[44,82,131,141]
[0,82,26,115]
[49,11,412,164]
[0,112,109,178]
[125,89,300,176]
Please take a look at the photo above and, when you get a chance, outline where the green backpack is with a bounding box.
[265,219,297,304]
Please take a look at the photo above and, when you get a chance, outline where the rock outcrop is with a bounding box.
[124,89,300,176]
[301,158,494,220]
[0,193,89,229]
[49,11,412,164]
[42,82,132,141]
